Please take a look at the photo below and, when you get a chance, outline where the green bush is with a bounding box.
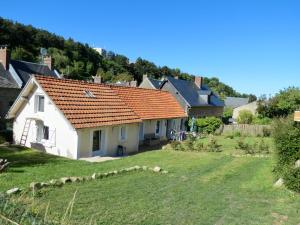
[253,116,272,125]
[235,138,253,154]
[222,107,233,124]
[272,117,300,192]
[257,139,270,154]
[191,117,222,134]
[237,110,254,124]
[206,135,222,152]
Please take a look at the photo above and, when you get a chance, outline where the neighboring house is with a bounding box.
[139,75,224,118]
[232,101,258,120]
[7,76,186,159]
[295,111,300,122]
[224,97,249,109]
[0,46,60,118]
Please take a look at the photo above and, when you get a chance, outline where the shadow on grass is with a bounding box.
[0,145,69,170]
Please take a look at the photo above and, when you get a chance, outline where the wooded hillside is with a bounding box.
[0,17,254,99]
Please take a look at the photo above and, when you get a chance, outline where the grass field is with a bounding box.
[0,136,299,224]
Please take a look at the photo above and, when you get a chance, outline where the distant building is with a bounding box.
[140,75,224,118]
[224,97,249,109]
[0,46,60,118]
[232,101,258,120]
[93,48,107,56]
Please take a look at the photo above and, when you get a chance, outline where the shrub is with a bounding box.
[192,139,205,152]
[235,138,253,154]
[262,127,271,137]
[237,110,254,124]
[193,117,223,134]
[222,107,233,124]
[206,135,222,152]
[0,135,5,144]
[253,116,272,125]
[272,117,300,192]
[257,139,270,154]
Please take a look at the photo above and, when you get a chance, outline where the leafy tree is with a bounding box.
[222,107,233,124]
[111,72,134,82]
[257,87,300,118]
[191,117,223,133]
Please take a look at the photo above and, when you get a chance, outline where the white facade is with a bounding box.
[10,80,140,159]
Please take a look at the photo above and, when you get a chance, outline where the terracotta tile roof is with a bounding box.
[111,86,187,120]
[35,76,142,129]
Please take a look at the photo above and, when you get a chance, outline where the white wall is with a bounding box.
[13,84,78,159]
[233,101,258,120]
[77,123,140,157]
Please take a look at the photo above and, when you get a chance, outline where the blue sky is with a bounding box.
[2,0,300,96]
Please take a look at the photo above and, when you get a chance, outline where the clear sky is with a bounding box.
[2,0,300,96]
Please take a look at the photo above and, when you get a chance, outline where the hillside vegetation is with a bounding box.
[0,17,253,99]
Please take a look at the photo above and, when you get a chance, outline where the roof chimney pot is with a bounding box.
[194,76,203,89]
[0,46,10,70]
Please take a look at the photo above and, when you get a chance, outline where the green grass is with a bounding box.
[0,137,299,225]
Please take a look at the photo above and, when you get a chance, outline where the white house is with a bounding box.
[7,75,186,159]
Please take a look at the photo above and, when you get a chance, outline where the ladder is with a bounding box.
[20,119,32,146]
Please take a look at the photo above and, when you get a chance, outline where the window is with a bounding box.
[43,126,49,140]
[92,130,102,151]
[36,95,45,112]
[120,126,126,141]
[180,119,184,130]
[84,90,95,98]
[155,121,160,135]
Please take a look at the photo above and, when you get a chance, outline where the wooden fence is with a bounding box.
[218,124,271,136]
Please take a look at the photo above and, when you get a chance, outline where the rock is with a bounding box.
[60,177,71,184]
[153,166,161,172]
[30,182,42,190]
[113,170,118,175]
[119,169,127,173]
[295,160,300,168]
[91,173,97,179]
[142,166,148,171]
[41,182,49,187]
[162,171,168,174]
[70,177,80,182]
[49,179,63,186]
[134,165,141,170]
[274,178,284,187]
[6,188,21,195]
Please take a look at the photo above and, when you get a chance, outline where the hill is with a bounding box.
[0,17,254,99]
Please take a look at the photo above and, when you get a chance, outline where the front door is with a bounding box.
[92,130,104,156]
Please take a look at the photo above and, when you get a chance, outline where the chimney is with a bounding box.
[130,80,137,87]
[43,56,53,70]
[0,46,10,70]
[194,76,203,89]
[143,74,148,81]
[92,76,102,84]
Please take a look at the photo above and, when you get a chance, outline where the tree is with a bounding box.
[222,107,233,124]
[257,87,300,118]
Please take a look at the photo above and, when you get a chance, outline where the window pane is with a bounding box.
[43,126,49,140]
[156,121,160,134]
[38,96,44,112]
[92,130,101,151]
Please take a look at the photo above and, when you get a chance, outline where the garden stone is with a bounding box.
[41,182,49,187]
[91,173,97,179]
[113,170,118,175]
[274,178,284,187]
[153,166,161,172]
[134,165,141,170]
[60,177,71,184]
[162,170,168,174]
[295,160,300,168]
[30,182,42,190]
[6,188,21,195]
[70,177,80,182]
[142,166,148,171]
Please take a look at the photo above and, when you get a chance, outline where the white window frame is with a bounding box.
[119,126,127,141]
[35,95,45,112]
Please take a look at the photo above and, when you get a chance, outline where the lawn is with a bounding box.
[0,136,300,225]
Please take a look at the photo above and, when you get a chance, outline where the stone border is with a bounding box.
[232,154,271,158]
[4,166,168,196]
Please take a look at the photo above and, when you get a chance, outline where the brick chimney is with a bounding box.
[194,76,203,89]
[0,46,10,70]
[130,80,137,87]
[43,56,53,70]
[92,76,102,84]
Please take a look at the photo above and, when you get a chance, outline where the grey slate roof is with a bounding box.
[0,64,19,88]
[10,60,57,86]
[148,77,164,89]
[165,76,224,107]
[224,97,249,108]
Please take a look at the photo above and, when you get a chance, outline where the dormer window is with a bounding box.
[84,90,95,98]
[35,95,45,112]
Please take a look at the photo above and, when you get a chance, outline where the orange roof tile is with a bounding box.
[111,86,187,120]
[35,76,142,129]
